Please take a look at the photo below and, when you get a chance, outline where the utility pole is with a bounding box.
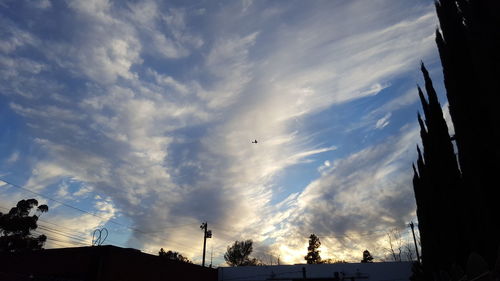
[200,222,212,267]
[409,221,421,262]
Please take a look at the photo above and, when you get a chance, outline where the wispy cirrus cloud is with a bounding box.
[256,125,420,263]
[0,0,439,264]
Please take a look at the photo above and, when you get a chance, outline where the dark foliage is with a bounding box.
[224,240,259,266]
[304,234,322,264]
[411,0,500,278]
[322,258,348,264]
[361,250,374,263]
[0,199,49,252]
[158,248,192,263]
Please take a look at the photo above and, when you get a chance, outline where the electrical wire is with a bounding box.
[37,225,89,243]
[0,179,203,252]
[1,178,418,261]
[0,177,140,230]
[32,230,88,247]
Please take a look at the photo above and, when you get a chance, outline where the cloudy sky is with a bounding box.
[0,0,449,265]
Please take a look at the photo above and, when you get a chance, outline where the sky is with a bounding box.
[0,0,450,266]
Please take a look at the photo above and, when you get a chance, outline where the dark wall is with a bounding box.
[0,246,217,281]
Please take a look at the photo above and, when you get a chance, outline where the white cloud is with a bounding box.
[26,161,70,191]
[151,72,189,94]
[199,32,259,109]
[287,146,337,165]
[150,33,188,59]
[206,32,258,76]
[73,185,92,197]
[242,0,254,13]
[30,0,51,9]
[6,151,19,163]
[10,103,82,121]
[0,0,436,263]
[56,182,69,198]
[260,125,419,263]
[39,198,117,248]
[251,9,436,118]
[442,101,455,136]
[375,112,392,129]
[125,3,203,59]
[380,87,420,113]
[0,19,37,54]
[66,0,113,22]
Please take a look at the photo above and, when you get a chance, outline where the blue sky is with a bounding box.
[0,0,450,265]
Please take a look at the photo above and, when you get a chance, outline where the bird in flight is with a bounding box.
[252,139,258,144]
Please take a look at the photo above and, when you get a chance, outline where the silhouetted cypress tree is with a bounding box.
[434,0,500,266]
[304,234,322,264]
[413,64,462,275]
[412,0,500,278]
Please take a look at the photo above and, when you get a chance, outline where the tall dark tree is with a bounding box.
[361,250,374,263]
[304,234,321,264]
[224,240,259,266]
[0,199,49,252]
[411,0,500,277]
[413,64,463,273]
[159,248,192,263]
[433,0,500,267]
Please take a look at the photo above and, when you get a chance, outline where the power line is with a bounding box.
[38,218,133,247]
[45,237,87,247]
[42,237,80,248]
[37,225,89,243]
[38,218,95,237]
[32,227,89,246]
[37,221,127,247]
[1,178,200,232]
[0,177,120,225]
[0,178,202,252]
[1,209,126,248]
[32,230,88,247]
[31,218,129,249]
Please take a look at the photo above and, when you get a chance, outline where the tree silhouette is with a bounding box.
[411,0,500,277]
[224,240,259,266]
[322,258,347,264]
[385,228,404,262]
[304,234,322,264]
[158,248,192,263]
[361,250,374,263]
[0,199,49,252]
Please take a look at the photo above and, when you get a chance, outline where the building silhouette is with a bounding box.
[0,245,217,281]
[412,0,500,278]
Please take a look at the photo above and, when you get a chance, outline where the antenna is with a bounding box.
[91,228,108,246]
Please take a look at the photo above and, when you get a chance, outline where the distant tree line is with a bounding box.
[158,248,192,263]
[304,234,375,264]
[0,198,408,266]
[223,235,357,267]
